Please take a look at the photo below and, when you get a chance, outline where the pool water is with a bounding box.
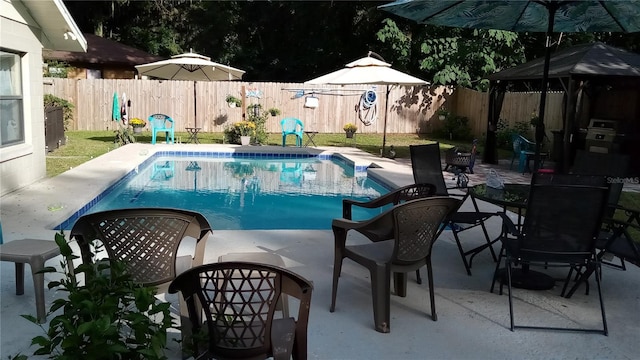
[75,155,391,230]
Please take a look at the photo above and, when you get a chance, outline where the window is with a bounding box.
[87,68,102,79]
[0,50,24,147]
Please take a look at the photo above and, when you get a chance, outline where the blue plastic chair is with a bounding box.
[510,134,547,173]
[280,117,304,147]
[148,114,175,144]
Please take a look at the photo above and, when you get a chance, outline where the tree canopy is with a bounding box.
[64,0,640,90]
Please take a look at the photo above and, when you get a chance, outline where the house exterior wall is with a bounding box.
[0,3,47,196]
[66,66,135,79]
[67,67,86,79]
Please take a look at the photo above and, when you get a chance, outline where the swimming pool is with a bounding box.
[58,151,391,230]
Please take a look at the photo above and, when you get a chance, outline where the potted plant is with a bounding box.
[530,111,540,128]
[226,95,242,108]
[17,232,173,359]
[268,107,281,117]
[343,123,357,138]
[234,120,256,145]
[129,117,146,133]
[437,107,449,121]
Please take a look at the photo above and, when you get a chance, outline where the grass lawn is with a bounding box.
[46,130,490,177]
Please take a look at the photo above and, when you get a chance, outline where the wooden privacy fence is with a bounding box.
[451,87,564,136]
[43,78,565,138]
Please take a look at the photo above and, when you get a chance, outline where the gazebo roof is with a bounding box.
[488,42,640,81]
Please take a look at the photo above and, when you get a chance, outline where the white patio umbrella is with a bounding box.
[135,51,245,127]
[305,52,428,156]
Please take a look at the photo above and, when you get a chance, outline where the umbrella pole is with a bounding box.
[381,86,391,157]
[534,4,558,172]
[194,81,197,128]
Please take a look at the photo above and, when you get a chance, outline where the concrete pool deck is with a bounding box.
[1,144,639,359]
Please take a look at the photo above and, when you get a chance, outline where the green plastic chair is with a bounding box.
[148,114,175,144]
[280,117,304,147]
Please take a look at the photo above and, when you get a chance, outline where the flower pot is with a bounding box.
[438,115,446,121]
[133,127,142,134]
[228,102,237,108]
[240,136,251,145]
[345,130,355,139]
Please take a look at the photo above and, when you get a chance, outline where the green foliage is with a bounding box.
[513,120,532,137]
[114,125,136,146]
[21,231,173,359]
[223,111,268,145]
[417,28,525,91]
[435,114,472,141]
[225,95,242,107]
[44,94,74,130]
[376,18,412,65]
[247,109,269,145]
[267,107,281,116]
[495,119,531,150]
[495,119,513,150]
[44,61,71,78]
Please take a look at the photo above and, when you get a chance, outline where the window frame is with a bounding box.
[0,49,25,148]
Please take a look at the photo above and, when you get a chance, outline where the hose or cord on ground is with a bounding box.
[356,90,377,126]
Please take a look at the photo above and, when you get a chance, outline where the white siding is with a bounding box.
[0,8,46,195]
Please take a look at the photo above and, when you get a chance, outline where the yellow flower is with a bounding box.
[343,123,357,132]
[129,118,146,127]
[234,121,256,136]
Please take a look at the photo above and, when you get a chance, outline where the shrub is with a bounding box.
[44,94,74,130]
[435,114,472,141]
[495,119,531,150]
[114,126,136,146]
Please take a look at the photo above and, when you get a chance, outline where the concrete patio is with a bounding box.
[1,144,638,359]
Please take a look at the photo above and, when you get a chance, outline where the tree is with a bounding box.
[377,19,526,91]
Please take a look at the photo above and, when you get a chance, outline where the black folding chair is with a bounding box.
[410,143,497,276]
[492,173,609,335]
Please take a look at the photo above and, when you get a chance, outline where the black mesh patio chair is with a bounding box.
[596,208,640,270]
[70,208,213,350]
[168,261,313,360]
[570,150,634,269]
[71,207,212,289]
[331,197,460,333]
[410,143,496,276]
[342,182,437,284]
[491,173,609,335]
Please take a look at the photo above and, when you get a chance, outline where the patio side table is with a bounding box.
[185,127,201,144]
[303,131,318,147]
[0,239,61,323]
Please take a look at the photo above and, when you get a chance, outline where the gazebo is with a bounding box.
[483,42,640,175]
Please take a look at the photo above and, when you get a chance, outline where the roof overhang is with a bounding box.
[19,0,87,52]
